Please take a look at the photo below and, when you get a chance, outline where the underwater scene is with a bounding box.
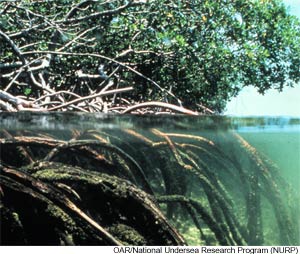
[0,113,299,246]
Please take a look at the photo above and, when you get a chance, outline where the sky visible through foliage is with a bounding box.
[225,0,300,116]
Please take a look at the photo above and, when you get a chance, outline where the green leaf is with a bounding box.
[24,88,32,96]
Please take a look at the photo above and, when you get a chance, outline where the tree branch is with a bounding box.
[48,86,133,111]
[0,89,42,111]
[122,101,199,115]
[0,29,27,65]
[60,0,144,24]
[22,50,182,105]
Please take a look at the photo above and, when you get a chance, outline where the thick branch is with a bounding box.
[60,0,143,24]
[0,90,32,108]
[0,29,27,65]
[48,87,133,111]
[122,101,199,115]
[22,50,182,104]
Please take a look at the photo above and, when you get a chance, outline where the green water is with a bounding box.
[1,113,299,245]
[240,132,300,189]
[236,131,300,246]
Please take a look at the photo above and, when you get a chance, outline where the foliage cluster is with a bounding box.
[1,0,299,112]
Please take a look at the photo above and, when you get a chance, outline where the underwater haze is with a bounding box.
[0,113,299,246]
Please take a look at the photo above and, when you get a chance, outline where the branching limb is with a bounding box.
[122,101,199,115]
[0,28,27,65]
[48,87,133,111]
[22,50,183,105]
[60,0,145,24]
[0,90,40,111]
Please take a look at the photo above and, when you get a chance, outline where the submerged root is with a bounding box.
[0,163,185,245]
[0,129,297,245]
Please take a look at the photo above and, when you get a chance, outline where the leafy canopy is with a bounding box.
[1,0,299,112]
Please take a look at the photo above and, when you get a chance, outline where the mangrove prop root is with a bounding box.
[157,195,229,245]
[0,163,185,245]
[0,136,154,195]
[1,165,122,245]
[232,133,296,245]
[0,129,297,245]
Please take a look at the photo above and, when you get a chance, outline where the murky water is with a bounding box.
[0,113,299,245]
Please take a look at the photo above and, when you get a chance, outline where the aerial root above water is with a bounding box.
[0,88,204,115]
